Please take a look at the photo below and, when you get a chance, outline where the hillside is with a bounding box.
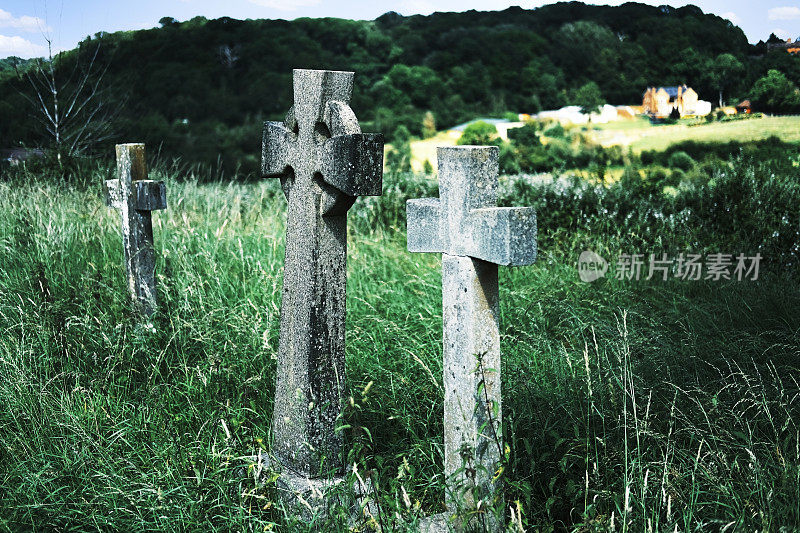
[1,1,797,174]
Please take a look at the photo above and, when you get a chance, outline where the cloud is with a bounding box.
[247,0,321,11]
[768,6,800,20]
[0,34,47,58]
[0,9,48,32]
[721,11,741,26]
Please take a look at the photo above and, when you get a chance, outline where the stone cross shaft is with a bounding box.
[407,146,536,527]
[105,143,167,317]
[262,69,383,477]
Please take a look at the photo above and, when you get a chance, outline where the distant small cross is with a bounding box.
[105,143,167,317]
[407,146,536,530]
[262,69,383,477]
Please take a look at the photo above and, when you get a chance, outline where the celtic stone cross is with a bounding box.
[262,69,383,479]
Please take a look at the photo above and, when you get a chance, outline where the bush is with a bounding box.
[543,123,566,138]
[499,143,521,175]
[385,125,412,175]
[457,121,500,146]
[508,124,540,147]
[667,151,695,171]
[500,155,800,269]
[544,122,567,139]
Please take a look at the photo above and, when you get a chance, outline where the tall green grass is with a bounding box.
[0,160,798,531]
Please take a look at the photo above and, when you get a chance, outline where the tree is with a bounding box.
[457,121,499,146]
[750,69,800,114]
[18,40,115,166]
[706,53,744,108]
[572,82,604,115]
[0,3,765,176]
[767,33,785,44]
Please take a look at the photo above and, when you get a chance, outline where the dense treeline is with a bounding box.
[1,1,799,174]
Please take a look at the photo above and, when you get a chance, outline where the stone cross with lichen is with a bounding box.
[262,69,383,478]
[407,146,536,531]
[105,143,167,317]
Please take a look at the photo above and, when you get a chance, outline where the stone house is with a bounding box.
[768,38,800,54]
[642,85,700,117]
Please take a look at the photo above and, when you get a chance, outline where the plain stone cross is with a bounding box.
[105,143,167,317]
[262,69,383,479]
[407,146,536,530]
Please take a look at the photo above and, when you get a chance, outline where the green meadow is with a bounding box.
[1,153,799,531]
[590,115,800,153]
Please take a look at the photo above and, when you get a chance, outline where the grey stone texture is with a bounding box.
[407,146,536,531]
[105,143,167,317]
[248,451,378,525]
[407,147,536,265]
[262,69,383,479]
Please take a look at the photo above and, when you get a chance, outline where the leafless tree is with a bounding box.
[17,37,115,164]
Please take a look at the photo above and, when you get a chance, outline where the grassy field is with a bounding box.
[590,115,800,152]
[406,131,459,172]
[1,161,799,531]
[407,116,800,175]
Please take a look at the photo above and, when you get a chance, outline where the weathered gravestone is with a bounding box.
[407,146,537,531]
[104,143,167,317]
[259,69,383,504]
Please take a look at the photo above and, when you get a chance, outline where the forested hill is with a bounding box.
[1,1,794,174]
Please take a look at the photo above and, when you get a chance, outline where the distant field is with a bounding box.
[407,131,459,172]
[594,115,800,152]
[398,116,800,173]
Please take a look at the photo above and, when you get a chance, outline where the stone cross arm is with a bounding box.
[105,179,167,211]
[262,119,383,197]
[406,146,536,266]
[261,69,383,200]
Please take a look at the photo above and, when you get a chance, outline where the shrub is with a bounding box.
[507,124,540,147]
[668,151,695,171]
[421,111,436,139]
[499,143,521,175]
[543,123,566,138]
[457,121,500,146]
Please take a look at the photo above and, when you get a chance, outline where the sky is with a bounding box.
[1,0,799,59]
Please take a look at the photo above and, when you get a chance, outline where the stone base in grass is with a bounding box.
[418,510,503,532]
[242,451,378,526]
[418,512,452,532]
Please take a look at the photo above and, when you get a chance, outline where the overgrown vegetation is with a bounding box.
[1,146,798,530]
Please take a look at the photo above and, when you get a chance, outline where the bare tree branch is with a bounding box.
[21,37,116,163]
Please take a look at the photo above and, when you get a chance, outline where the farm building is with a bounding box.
[642,85,711,117]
